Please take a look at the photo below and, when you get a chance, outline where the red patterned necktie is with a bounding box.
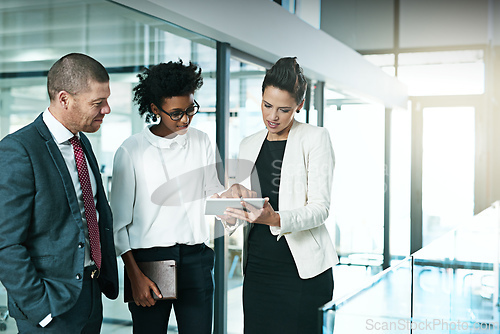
[69,136,102,269]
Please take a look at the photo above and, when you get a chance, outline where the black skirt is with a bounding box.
[243,225,333,334]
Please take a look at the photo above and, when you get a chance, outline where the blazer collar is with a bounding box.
[32,113,84,227]
[34,109,101,188]
[42,109,76,144]
[245,119,302,164]
[33,112,53,142]
[144,124,188,149]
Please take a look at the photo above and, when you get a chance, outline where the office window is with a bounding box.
[363,53,396,77]
[0,0,218,174]
[398,50,484,96]
[0,0,217,332]
[324,103,386,260]
[422,107,475,246]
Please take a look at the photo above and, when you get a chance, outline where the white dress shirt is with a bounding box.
[110,125,224,257]
[43,109,97,267]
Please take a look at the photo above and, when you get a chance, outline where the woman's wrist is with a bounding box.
[272,212,281,227]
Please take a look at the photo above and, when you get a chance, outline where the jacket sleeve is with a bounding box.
[271,127,335,237]
[0,137,52,325]
[109,145,136,257]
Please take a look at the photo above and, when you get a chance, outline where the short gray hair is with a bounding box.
[47,53,109,101]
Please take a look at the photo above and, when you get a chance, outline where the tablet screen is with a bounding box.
[205,198,265,215]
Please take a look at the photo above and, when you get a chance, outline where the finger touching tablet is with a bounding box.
[205,198,265,215]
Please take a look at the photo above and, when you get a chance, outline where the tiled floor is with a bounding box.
[0,264,376,334]
[2,263,499,333]
[0,289,237,334]
[0,294,183,334]
[0,280,242,334]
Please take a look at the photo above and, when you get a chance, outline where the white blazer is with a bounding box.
[238,120,339,279]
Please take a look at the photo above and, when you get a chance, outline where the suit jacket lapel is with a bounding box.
[281,119,300,168]
[79,134,102,189]
[237,129,267,189]
[79,134,107,208]
[244,120,300,165]
[278,120,302,212]
[243,130,266,163]
[79,133,113,226]
[34,115,84,229]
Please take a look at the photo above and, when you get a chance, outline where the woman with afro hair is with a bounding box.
[110,60,223,334]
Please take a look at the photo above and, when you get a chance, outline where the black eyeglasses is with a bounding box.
[155,100,200,121]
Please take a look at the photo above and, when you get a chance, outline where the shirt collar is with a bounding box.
[144,124,188,149]
[42,108,79,144]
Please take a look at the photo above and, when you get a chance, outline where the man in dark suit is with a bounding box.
[0,53,119,333]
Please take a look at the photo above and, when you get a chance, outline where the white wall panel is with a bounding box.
[321,0,394,51]
[296,0,321,29]
[493,0,500,46]
[400,0,489,48]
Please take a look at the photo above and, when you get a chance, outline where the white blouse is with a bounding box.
[110,125,224,256]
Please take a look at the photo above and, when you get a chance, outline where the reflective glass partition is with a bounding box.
[323,258,412,334]
[320,201,500,334]
[412,204,499,332]
[226,57,266,334]
[324,104,385,270]
[0,0,218,169]
[0,0,217,332]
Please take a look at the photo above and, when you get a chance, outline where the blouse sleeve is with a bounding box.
[109,145,136,256]
[271,127,335,237]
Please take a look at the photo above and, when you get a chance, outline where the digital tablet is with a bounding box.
[205,198,266,215]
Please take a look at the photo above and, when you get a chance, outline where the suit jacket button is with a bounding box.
[76,273,82,280]
[78,242,84,249]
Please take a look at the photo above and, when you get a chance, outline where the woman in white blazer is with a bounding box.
[221,57,338,334]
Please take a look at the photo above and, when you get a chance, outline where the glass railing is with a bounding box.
[320,201,500,334]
